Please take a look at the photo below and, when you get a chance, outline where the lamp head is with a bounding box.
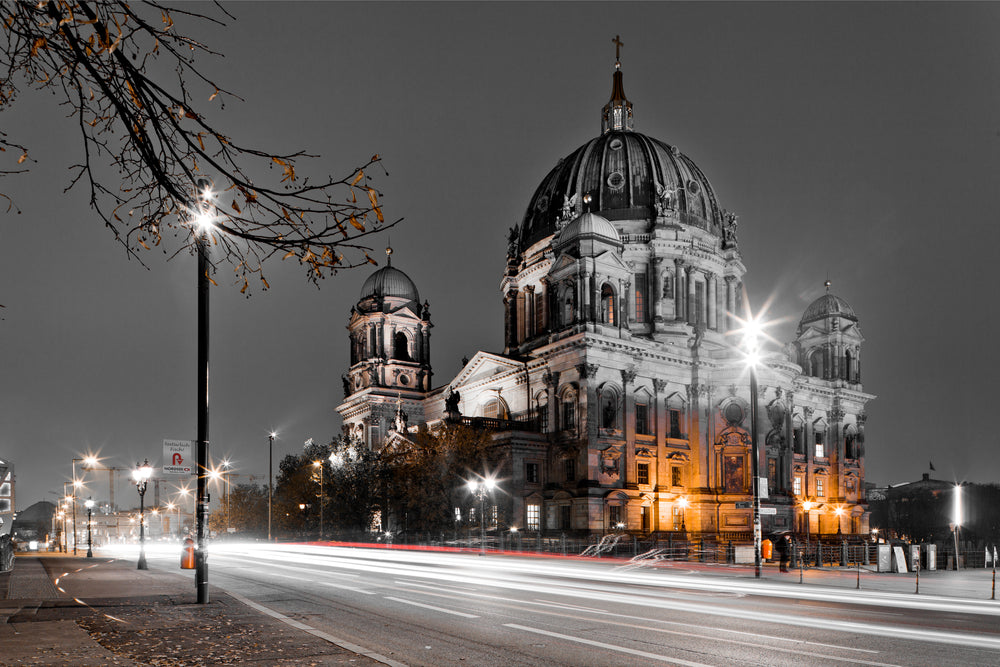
[84,499,94,509]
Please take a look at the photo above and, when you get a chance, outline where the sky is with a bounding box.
[2,2,998,512]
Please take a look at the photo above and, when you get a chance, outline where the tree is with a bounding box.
[207,483,267,537]
[2,1,397,290]
[381,423,500,533]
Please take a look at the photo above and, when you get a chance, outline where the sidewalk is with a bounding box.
[0,553,383,666]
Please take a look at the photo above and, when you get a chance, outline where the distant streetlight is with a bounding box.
[268,432,276,542]
[85,498,95,558]
[466,476,496,556]
[132,459,153,570]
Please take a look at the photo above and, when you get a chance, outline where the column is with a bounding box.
[686,265,696,325]
[707,273,717,330]
[674,259,684,321]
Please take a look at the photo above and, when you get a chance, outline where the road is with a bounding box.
[141,542,1000,666]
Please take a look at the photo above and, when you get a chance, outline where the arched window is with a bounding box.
[560,388,577,430]
[845,428,859,459]
[393,331,411,361]
[793,419,804,455]
[535,391,548,432]
[600,388,619,429]
[601,284,615,324]
[663,272,673,300]
[482,397,508,420]
[561,284,576,328]
[844,349,854,382]
[809,349,824,379]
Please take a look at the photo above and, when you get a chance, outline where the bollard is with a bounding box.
[864,541,870,566]
[840,540,848,567]
[180,536,195,570]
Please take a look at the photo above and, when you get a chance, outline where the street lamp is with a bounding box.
[313,460,325,541]
[85,498,95,558]
[268,432,276,542]
[222,459,232,534]
[953,484,963,570]
[466,476,496,556]
[677,496,689,531]
[132,459,153,570]
[57,509,66,552]
[741,313,764,579]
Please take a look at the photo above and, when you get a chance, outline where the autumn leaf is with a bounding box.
[209,88,219,102]
[17,152,27,164]
[352,170,364,186]
[282,251,296,260]
[261,276,270,290]
[348,214,364,231]
[231,199,241,214]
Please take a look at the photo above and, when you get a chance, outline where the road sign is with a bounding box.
[735,501,752,509]
[163,439,195,475]
[760,507,777,515]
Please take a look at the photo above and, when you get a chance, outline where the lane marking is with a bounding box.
[263,570,375,595]
[225,590,407,667]
[503,623,714,667]
[383,596,479,619]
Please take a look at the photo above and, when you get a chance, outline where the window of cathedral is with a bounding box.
[815,431,825,458]
[560,284,576,327]
[600,389,619,430]
[564,458,575,483]
[845,431,858,459]
[695,281,706,326]
[525,462,540,485]
[671,466,682,487]
[793,476,802,495]
[793,425,805,455]
[768,458,777,493]
[393,331,411,361]
[809,349,824,379]
[601,284,616,324]
[535,392,548,432]
[634,273,647,323]
[560,388,577,431]
[454,507,462,523]
[816,477,825,498]
[663,272,673,300]
[669,409,683,439]
[482,398,508,420]
[637,462,650,486]
[635,403,650,435]
[609,504,623,528]
[534,288,545,333]
[560,505,571,530]
[672,505,683,530]
[526,504,540,531]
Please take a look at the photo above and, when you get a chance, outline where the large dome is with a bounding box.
[517,130,725,254]
[359,264,419,303]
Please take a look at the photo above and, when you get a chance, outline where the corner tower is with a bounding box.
[337,247,432,449]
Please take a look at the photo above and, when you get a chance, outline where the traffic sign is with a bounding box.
[163,439,195,475]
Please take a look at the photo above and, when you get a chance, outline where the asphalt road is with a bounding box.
[139,543,1000,667]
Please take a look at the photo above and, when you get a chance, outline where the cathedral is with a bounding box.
[337,50,874,541]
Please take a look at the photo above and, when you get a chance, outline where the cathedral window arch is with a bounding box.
[792,416,805,455]
[393,331,412,361]
[559,283,576,328]
[598,384,621,430]
[809,348,825,379]
[814,420,827,458]
[666,393,688,440]
[600,283,616,325]
[559,385,578,431]
[481,396,510,421]
[844,425,859,459]
[534,390,548,432]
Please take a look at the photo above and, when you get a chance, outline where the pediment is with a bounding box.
[452,351,525,387]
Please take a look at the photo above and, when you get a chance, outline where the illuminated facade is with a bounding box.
[338,55,874,540]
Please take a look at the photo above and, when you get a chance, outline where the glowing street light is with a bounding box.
[952,484,963,570]
[802,501,814,540]
[85,498,95,558]
[677,496,689,531]
[742,312,764,579]
[268,432,277,542]
[467,476,497,556]
[132,459,153,570]
[312,460,325,541]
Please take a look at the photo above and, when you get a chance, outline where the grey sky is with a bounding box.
[2,2,998,510]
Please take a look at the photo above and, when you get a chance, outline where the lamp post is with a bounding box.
[953,484,963,570]
[313,460,325,540]
[677,496,689,531]
[85,498,95,558]
[802,501,813,542]
[742,316,764,579]
[222,460,232,534]
[57,509,66,552]
[268,432,276,542]
[466,476,496,556]
[132,459,153,570]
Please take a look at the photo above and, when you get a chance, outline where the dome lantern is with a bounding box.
[601,36,633,134]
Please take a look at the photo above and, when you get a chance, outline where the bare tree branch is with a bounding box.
[1,1,398,292]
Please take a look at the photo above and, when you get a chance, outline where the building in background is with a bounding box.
[338,53,875,540]
[0,457,13,535]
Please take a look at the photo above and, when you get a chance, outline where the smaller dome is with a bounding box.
[800,292,857,326]
[360,264,419,303]
[556,212,621,247]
